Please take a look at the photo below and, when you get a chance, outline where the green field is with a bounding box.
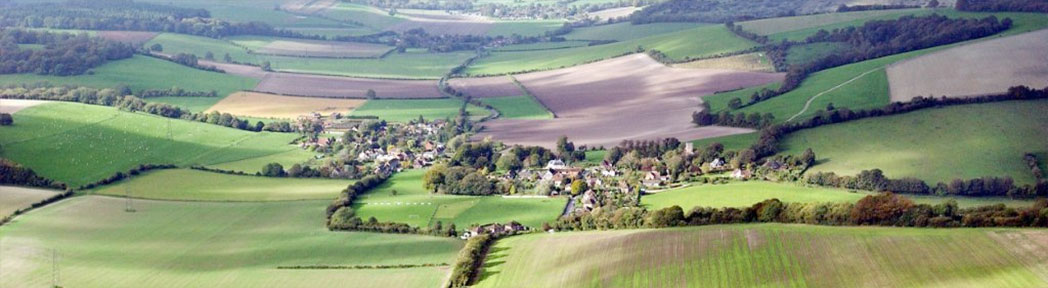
[690,132,760,152]
[493,40,591,52]
[480,95,553,119]
[476,224,1048,287]
[0,56,258,112]
[208,149,320,173]
[737,9,924,38]
[565,22,705,41]
[0,103,298,187]
[146,33,472,79]
[0,186,58,218]
[466,25,757,75]
[487,21,566,37]
[0,196,462,287]
[781,100,1048,185]
[90,169,353,201]
[322,3,406,30]
[643,181,1035,210]
[349,99,491,122]
[353,170,565,228]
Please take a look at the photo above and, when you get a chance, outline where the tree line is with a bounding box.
[554,193,1048,231]
[76,164,176,190]
[806,169,1047,198]
[0,158,66,190]
[0,29,134,76]
[446,234,493,288]
[0,0,312,39]
[956,0,1048,13]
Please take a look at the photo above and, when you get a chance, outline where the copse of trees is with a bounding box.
[446,234,493,288]
[956,0,1048,13]
[836,4,919,12]
[0,1,314,39]
[326,174,388,220]
[805,169,1046,198]
[0,29,134,76]
[555,193,1048,231]
[422,164,499,196]
[0,158,66,190]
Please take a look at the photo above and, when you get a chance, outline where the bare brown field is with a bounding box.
[254,72,444,99]
[281,0,337,14]
[206,91,365,119]
[673,52,776,73]
[388,10,495,35]
[98,31,158,46]
[254,39,392,58]
[0,99,49,114]
[887,29,1048,102]
[474,54,783,148]
[447,76,522,98]
[0,186,58,218]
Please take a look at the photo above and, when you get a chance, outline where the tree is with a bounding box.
[0,113,12,126]
[800,148,816,167]
[204,51,214,60]
[366,89,377,99]
[570,179,588,196]
[223,53,233,63]
[927,0,940,8]
[727,98,743,109]
[261,61,272,72]
[150,43,163,52]
[261,163,285,177]
[555,136,575,160]
[955,0,968,10]
[496,152,522,172]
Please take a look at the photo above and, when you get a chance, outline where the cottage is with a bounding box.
[711,158,726,169]
[581,190,598,211]
[545,159,567,170]
[731,169,753,180]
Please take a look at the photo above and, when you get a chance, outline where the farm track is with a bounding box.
[785,67,881,122]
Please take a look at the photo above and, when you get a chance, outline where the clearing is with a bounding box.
[0,196,462,287]
[479,95,553,120]
[780,99,1048,185]
[474,54,782,148]
[206,92,366,119]
[0,102,299,187]
[353,169,565,228]
[887,29,1048,102]
[90,169,354,201]
[475,224,1048,287]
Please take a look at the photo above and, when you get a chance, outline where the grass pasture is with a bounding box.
[206,92,366,119]
[90,169,353,201]
[781,99,1048,185]
[0,55,258,112]
[0,102,299,187]
[349,99,490,122]
[466,25,757,76]
[0,196,462,288]
[207,149,321,174]
[643,181,1035,210]
[353,170,565,228]
[0,186,58,218]
[480,95,553,119]
[476,224,1048,287]
[564,22,704,41]
[737,8,923,37]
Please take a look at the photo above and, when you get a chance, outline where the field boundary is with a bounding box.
[510,76,556,118]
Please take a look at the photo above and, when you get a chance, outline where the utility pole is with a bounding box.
[125,185,135,213]
[51,249,59,288]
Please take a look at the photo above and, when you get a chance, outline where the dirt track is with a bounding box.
[887,29,1048,102]
[475,54,784,148]
[0,99,49,114]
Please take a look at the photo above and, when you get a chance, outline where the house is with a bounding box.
[460,222,527,239]
[545,159,567,170]
[710,158,726,169]
[731,169,752,180]
[684,142,694,156]
[581,190,598,211]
